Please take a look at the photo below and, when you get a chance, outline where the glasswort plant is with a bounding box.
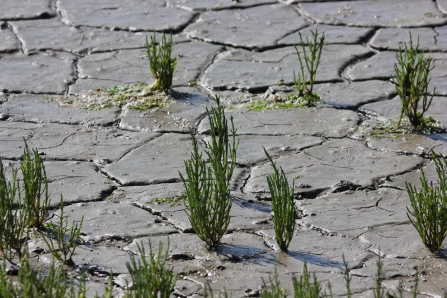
[392,32,435,128]
[125,240,177,298]
[0,160,28,264]
[21,141,50,229]
[291,29,325,107]
[146,32,177,91]
[406,150,447,254]
[264,148,296,252]
[180,96,239,248]
[43,197,84,267]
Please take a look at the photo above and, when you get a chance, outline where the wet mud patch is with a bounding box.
[53,200,178,243]
[246,138,425,197]
[258,229,372,271]
[297,188,411,238]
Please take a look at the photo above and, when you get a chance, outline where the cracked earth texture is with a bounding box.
[1,0,447,297]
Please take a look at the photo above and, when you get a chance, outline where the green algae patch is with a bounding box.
[150,193,185,207]
[246,92,321,112]
[47,82,185,111]
[353,116,445,140]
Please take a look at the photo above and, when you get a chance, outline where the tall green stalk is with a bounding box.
[21,141,50,229]
[264,148,296,252]
[406,150,447,254]
[293,29,325,107]
[180,96,239,248]
[392,32,435,128]
[0,160,28,264]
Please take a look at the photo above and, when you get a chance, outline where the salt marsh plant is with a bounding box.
[0,253,115,298]
[21,142,50,229]
[0,252,87,298]
[146,32,177,91]
[406,150,447,254]
[261,264,330,298]
[125,240,177,298]
[0,141,50,263]
[392,32,435,128]
[0,160,28,263]
[292,263,329,298]
[261,270,287,298]
[43,198,84,267]
[180,96,238,248]
[264,148,296,252]
[292,29,325,107]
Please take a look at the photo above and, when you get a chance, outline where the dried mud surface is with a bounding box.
[1,0,447,297]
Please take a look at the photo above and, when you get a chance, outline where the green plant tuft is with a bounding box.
[392,32,436,128]
[42,197,84,267]
[146,32,177,91]
[293,29,325,107]
[125,240,177,298]
[264,148,296,252]
[21,141,50,229]
[406,150,447,254]
[0,252,88,298]
[292,262,330,298]
[0,160,28,264]
[180,96,239,248]
[261,270,288,298]
[0,141,52,264]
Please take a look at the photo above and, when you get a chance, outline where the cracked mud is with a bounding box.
[1,0,447,297]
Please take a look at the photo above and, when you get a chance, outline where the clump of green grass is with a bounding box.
[0,252,116,297]
[261,270,288,298]
[1,141,84,268]
[0,159,29,263]
[392,32,436,128]
[0,141,51,264]
[292,263,330,298]
[20,142,50,229]
[292,29,325,107]
[180,96,239,248]
[146,31,177,91]
[264,148,296,252]
[0,252,87,298]
[126,240,177,298]
[406,150,447,254]
[261,264,331,298]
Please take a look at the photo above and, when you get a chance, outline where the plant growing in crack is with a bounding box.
[392,32,439,129]
[289,29,325,107]
[126,240,177,298]
[264,148,296,252]
[0,141,51,264]
[0,159,29,264]
[21,141,50,229]
[146,31,177,91]
[406,150,447,254]
[180,95,239,248]
[42,197,84,267]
